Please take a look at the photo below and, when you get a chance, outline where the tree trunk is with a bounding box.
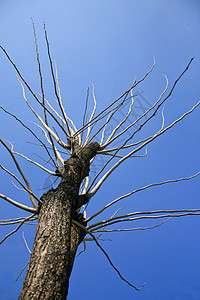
[19,141,100,300]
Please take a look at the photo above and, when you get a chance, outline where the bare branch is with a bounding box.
[43,23,71,136]
[0,45,70,138]
[31,19,46,120]
[0,106,57,167]
[29,121,64,166]
[81,87,89,143]
[0,163,41,205]
[88,59,195,197]
[22,232,32,254]
[12,181,27,192]
[5,139,56,176]
[100,113,112,145]
[15,262,29,282]
[55,60,74,137]
[17,77,68,151]
[102,57,194,150]
[0,216,37,225]
[76,240,86,257]
[87,171,200,222]
[88,211,200,232]
[104,87,135,146]
[99,146,148,159]
[0,138,38,208]
[86,91,142,146]
[74,58,156,138]
[31,22,62,174]
[92,217,172,233]
[102,74,168,149]
[0,214,35,245]
[73,220,145,291]
[84,85,97,146]
[88,101,200,198]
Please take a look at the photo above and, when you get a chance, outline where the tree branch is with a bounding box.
[72,220,146,291]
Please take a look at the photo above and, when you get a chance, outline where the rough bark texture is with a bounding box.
[19,141,100,300]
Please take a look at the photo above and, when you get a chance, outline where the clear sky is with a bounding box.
[0,1,200,299]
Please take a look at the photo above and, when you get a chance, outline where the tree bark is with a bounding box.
[19,141,100,300]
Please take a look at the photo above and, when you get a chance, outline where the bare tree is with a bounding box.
[0,24,200,299]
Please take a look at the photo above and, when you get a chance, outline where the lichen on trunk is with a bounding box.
[19,141,100,300]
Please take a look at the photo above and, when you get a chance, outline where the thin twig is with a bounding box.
[43,23,71,136]
[22,231,32,254]
[74,58,156,137]
[0,139,38,208]
[0,214,36,245]
[0,45,70,137]
[92,217,172,233]
[0,106,57,167]
[0,163,41,204]
[87,171,200,222]
[72,220,145,291]
[88,211,200,231]
[32,20,62,173]
[88,101,200,198]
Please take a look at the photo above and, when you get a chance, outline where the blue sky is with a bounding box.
[0,1,200,299]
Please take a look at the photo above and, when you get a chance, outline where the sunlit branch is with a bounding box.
[55,61,74,137]
[89,209,200,230]
[100,113,112,145]
[99,146,148,159]
[0,138,38,208]
[88,101,200,199]
[84,85,97,146]
[0,45,70,138]
[0,106,57,167]
[98,107,164,155]
[12,181,26,192]
[94,207,123,240]
[87,171,200,222]
[22,231,32,254]
[73,220,145,291]
[102,74,168,149]
[82,176,89,195]
[32,19,46,121]
[0,216,37,226]
[16,152,56,175]
[74,58,156,138]
[87,106,164,194]
[0,216,31,224]
[26,141,69,157]
[95,59,193,181]
[0,214,35,245]
[91,218,171,233]
[0,193,37,213]
[88,211,200,232]
[33,153,55,168]
[29,121,64,166]
[32,24,62,173]
[5,139,56,176]
[104,87,135,146]
[43,95,78,137]
[98,135,152,154]
[102,57,194,150]
[0,163,41,205]
[87,91,141,146]
[43,23,71,136]
[17,77,69,150]
[81,87,89,143]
